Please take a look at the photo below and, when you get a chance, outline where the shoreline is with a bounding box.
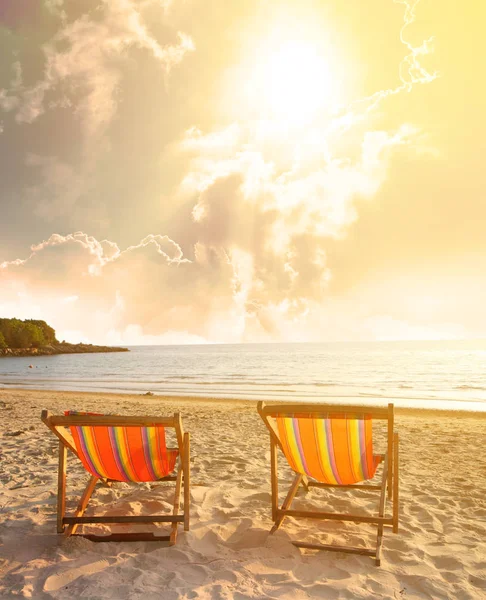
[2,386,486,419]
[0,344,129,358]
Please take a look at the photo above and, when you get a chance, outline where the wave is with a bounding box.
[4,372,486,396]
[2,379,486,411]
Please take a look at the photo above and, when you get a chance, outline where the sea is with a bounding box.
[1,341,486,412]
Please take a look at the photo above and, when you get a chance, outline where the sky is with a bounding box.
[0,0,485,345]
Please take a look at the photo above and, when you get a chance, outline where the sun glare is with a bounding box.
[248,40,339,127]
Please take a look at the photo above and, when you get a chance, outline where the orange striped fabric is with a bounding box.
[275,413,380,485]
[66,413,178,482]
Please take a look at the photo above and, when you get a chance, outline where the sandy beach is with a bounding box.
[1,388,485,599]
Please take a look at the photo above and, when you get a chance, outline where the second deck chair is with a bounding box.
[41,410,190,544]
[257,401,399,566]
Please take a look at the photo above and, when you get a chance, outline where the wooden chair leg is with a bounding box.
[57,441,67,533]
[387,407,393,500]
[183,432,190,532]
[170,464,183,545]
[375,455,388,566]
[64,475,99,537]
[270,437,278,523]
[301,475,309,492]
[393,433,399,533]
[271,473,303,533]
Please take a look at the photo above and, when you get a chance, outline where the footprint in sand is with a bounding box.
[43,559,110,592]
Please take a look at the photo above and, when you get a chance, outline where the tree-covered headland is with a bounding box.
[0,318,128,356]
[0,319,57,349]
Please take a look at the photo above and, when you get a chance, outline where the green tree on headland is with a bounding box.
[25,319,57,345]
[0,318,58,349]
[0,331,7,350]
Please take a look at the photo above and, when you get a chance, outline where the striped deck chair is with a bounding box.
[41,410,190,544]
[257,402,399,565]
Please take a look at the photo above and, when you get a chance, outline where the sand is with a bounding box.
[1,388,486,599]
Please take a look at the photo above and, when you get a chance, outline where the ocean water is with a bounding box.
[1,341,486,411]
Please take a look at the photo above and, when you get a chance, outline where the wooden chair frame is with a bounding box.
[257,401,399,566]
[41,410,190,544]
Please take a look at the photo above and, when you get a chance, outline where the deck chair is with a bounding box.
[257,401,399,565]
[41,410,190,544]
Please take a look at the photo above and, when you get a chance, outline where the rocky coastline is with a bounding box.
[0,343,129,357]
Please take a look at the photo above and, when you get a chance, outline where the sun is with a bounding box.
[247,40,339,127]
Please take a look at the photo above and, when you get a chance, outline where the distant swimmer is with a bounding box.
[29,365,33,368]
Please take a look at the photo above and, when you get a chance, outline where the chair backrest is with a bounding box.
[41,411,184,483]
[258,402,394,485]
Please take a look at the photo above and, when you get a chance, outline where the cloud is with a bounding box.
[23,154,89,221]
[11,0,194,138]
[0,0,194,221]
[2,0,470,345]
[0,232,238,343]
[1,232,115,280]
[178,120,417,315]
[2,226,485,344]
[0,82,427,345]
[44,0,67,21]
[0,62,22,112]
[161,0,436,337]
